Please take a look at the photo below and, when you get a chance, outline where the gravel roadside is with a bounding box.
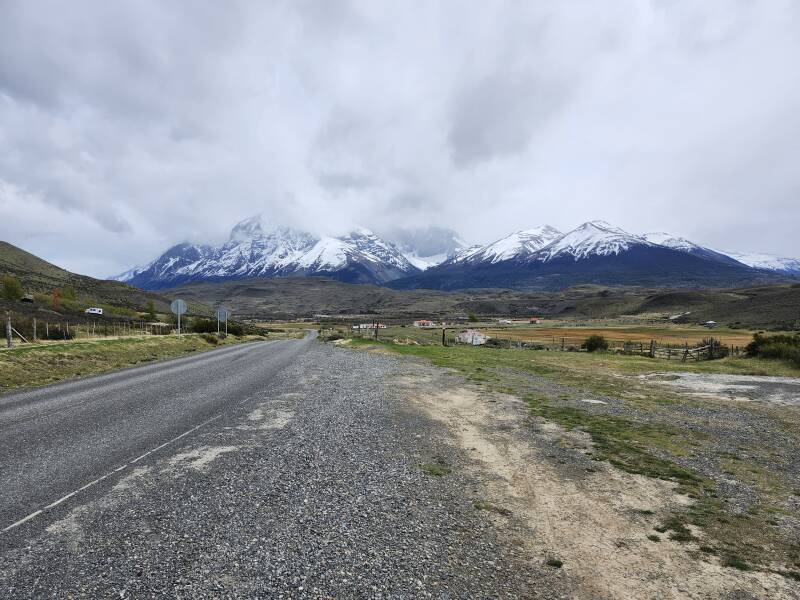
[0,342,566,598]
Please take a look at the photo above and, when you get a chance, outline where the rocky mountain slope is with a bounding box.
[117,217,419,289]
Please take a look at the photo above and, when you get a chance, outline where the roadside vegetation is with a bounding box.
[342,330,800,579]
[0,333,265,394]
[746,332,800,368]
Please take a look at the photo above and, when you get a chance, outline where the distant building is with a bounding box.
[413,319,435,328]
[703,320,717,328]
[529,317,541,324]
[456,329,489,345]
[498,319,513,324]
[352,323,387,330]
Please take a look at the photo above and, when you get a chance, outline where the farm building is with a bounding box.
[352,323,387,330]
[413,319,435,328]
[456,329,489,345]
[529,317,541,324]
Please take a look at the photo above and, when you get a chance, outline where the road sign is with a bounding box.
[215,307,229,322]
[170,299,188,337]
[170,299,188,315]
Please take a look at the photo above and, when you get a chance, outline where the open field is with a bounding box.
[342,336,800,581]
[482,325,760,348]
[0,334,265,394]
[338,322,766,352]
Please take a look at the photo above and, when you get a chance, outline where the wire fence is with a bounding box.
[3,312,173,349]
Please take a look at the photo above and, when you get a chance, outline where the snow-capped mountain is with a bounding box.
[117,216,798,292]
[389,221,785,291]
[717,251,800,275]
[535,221,646,262]
[294,228,419,282]
[448,225,563,264]
[116,216,418,289]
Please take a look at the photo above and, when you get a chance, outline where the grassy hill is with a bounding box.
[0,240,177,314]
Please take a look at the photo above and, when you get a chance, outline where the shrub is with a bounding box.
[2,275,23,300]
[468,313,478,322]
[745,333,800,367]
[583,334,609,352]
[200,333,219,345]
[191,318,218,333]
[226,322,244,336]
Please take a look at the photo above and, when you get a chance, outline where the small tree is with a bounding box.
[468,313,478,323]
[61,286,76,301]
[2,275,23,300]
[583,334,609,352]
[146,300,156,321]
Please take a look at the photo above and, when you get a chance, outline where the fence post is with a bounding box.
[649,339,655,358]
[6,312,11,348]
[33,317,37,342]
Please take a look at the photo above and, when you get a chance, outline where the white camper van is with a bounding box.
[84,307,103,315]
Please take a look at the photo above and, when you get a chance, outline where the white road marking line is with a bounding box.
[2,414,223,534]
[2,510,43,533]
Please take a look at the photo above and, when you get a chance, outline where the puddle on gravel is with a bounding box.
[644,373,800,405]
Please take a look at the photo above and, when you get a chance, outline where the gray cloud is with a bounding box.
[0,0,799,278]
[448,72,568,167]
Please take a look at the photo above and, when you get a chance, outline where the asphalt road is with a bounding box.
[0,337,312,535]
[0,335,563,598]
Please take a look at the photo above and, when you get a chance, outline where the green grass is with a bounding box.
[545,558,564,568]
[347,337,800,575]
[0,334,263,393]
[420,461,451,477]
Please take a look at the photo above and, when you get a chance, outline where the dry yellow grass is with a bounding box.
[483,325,758,347]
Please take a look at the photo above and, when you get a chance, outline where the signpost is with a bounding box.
[215,307,230,336]
[170,299,188,337]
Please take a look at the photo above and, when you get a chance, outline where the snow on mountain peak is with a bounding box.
[450,225,562,264]
[537,221,648,261]
[229,215,268,242]
[718,250,800,274]
[642,232,699,252]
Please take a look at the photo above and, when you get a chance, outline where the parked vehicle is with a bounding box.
[85,307,104,315]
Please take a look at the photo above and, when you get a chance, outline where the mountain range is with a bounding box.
[115,217,799,291]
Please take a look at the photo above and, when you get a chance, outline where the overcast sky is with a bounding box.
[1,0,799,277]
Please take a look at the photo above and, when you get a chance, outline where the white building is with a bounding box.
[456,329,489,345]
